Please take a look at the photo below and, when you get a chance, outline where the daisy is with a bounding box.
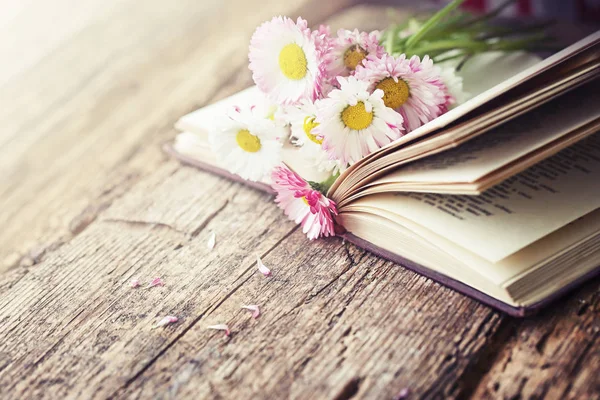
[354,53,449,132]
[251,91,280,121]
[314,76,404,166]
[271,165,337,240]
[209,105,287,181]
[327,29,384,78]
[438,64,469,110]
[311,24,335,96]
[282,100,342,173]
[249,16,328,105]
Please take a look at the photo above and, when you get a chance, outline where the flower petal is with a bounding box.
[257,256,272,276]
[393,388,410,400]
[152,316,178,329]
[241,305,261,319]
[130,278,141,288]
[207,324,231,336]
[207,232,216,250]
[146,277,165,288]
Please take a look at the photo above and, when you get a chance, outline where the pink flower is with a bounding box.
[327,29,385,78]
[354,53,449,132]
[271,166,338,240]
[312,24,335,96]
[130,278,141,288]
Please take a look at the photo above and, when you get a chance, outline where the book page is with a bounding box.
[331,63,599,201]
[329,33,600,198]
[359,134,600,263]
[373,80,600,185]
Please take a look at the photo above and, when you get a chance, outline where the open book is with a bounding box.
[168,32,600,316]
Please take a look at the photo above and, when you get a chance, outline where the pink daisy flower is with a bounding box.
[354,53,449,132]
[249,16,328,105]
[311,24,335,96]
[271,166,338,240]
[327,29,385,78]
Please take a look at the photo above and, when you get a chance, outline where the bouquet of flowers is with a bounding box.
[207,0,548,240]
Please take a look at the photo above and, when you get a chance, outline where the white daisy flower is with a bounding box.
[438,64,469,108]
[281,100,342,173]
[249,16,327,105]
[327,29,384,78]
[209,106,286,181]
[251,92,280,121]
[355,53,449,132]
[315,76,404,166]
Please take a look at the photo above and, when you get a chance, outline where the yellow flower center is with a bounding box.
[266,105,277,121]
[343,45,368,71]
[341,101,373,131]
[279,43,308,80]
[303,116,322,145]
[375,77,410,109]
[302,196,309,206]
[235,129,261,153]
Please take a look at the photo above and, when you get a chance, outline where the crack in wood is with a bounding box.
[3,172,142,275]
[189,200,230,238]
[567,332,598,381]
[304,243,367,305]
[332,376,363,400]
[455,316,518,399]
[100,199,230,244]
[534,329,553,355]
[102,218,188,236]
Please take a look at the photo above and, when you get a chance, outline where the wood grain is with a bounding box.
[0,0,357,274]
[470,282,600,399]
[1,2,599,399]
[0,160,500,399]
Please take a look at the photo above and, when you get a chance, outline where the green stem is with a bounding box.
[385,25,398,54]
[405,0,467,50]
[407,38,489,54]
[456,53,473,71]
[309,173,340,195]
[489,33,547,51]
[431,51,471,63]
[414,12,471,40]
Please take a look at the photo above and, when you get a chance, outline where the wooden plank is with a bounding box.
[113,204,503,399]
[0,162,504,399]
[0,0,356,274]
[0,164,299,398]
[469,281,600,399]
[0,0,131,88]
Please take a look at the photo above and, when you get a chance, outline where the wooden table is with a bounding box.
[1,1,598,398]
